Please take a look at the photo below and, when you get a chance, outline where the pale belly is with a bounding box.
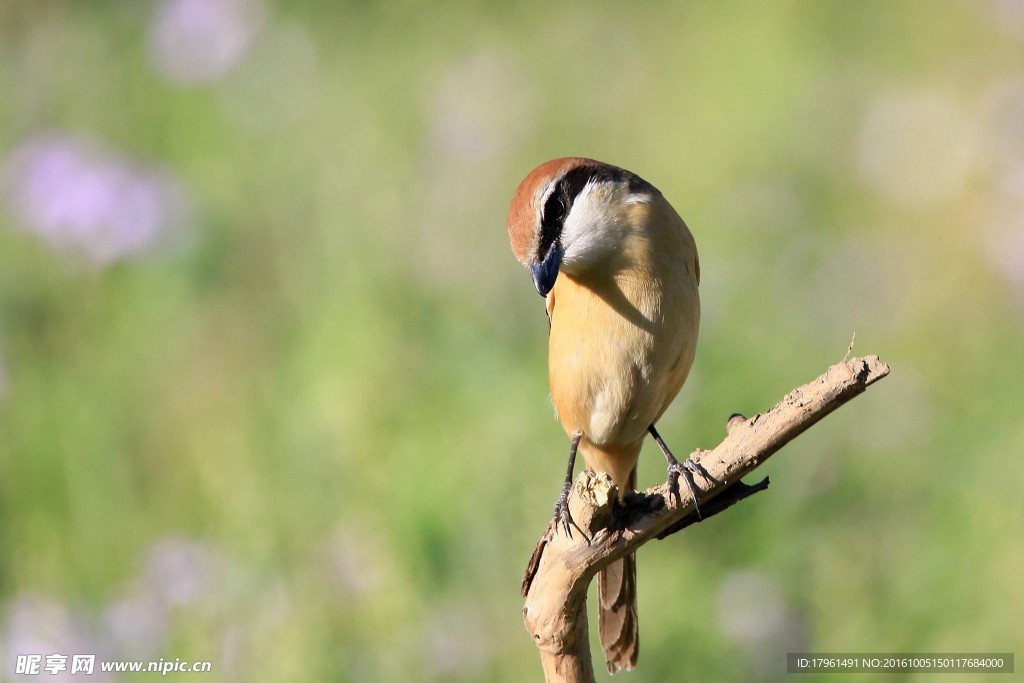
[546,278,697,450]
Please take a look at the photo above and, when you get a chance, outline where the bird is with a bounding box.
[507,157,701,673]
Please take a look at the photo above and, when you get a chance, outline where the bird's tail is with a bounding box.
[597,466,638,673]
[598,552,638,673]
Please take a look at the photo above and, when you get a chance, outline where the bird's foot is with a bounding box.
[552,481,589,543]
[666,457,710,518]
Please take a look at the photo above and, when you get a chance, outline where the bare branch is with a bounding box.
[522,355,891,683]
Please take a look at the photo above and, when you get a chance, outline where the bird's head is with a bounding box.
[506,157,659,296]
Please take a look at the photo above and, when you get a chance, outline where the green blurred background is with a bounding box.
[1,1,1022,680]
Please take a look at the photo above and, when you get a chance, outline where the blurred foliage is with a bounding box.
[1,0,1022,681]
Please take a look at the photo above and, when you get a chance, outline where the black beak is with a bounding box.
[530,241,563,296]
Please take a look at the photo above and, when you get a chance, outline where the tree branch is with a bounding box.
[521,355,891,683]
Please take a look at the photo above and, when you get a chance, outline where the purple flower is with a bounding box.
[3,594,112,682]
[3,134,191,266]
[149,0,264,85]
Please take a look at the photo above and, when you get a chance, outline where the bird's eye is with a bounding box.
[544,194,565,225]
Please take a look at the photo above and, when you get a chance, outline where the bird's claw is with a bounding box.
[553,489,590,543]
[666,458,708,518]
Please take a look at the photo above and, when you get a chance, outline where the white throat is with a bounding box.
[559,181,651,273]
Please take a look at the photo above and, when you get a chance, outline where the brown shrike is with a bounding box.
[507,157,701,673]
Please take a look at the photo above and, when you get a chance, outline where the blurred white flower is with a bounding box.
[425,51,536,163]
[858,90,980,209]
[101,585,168,660]
[717,570,806,679]
[716,570,787,644]
[143,537,221,608]
[321,525,388,599]
[981,211,1024,301]
[149,0,265,85]
[425,605,492,680]
[989,0,1024,39]
[983,79,1024,189]
[412,51,536,313]
[978,79,1024,304]
[3,134,191,267]
[216,22,318,134]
